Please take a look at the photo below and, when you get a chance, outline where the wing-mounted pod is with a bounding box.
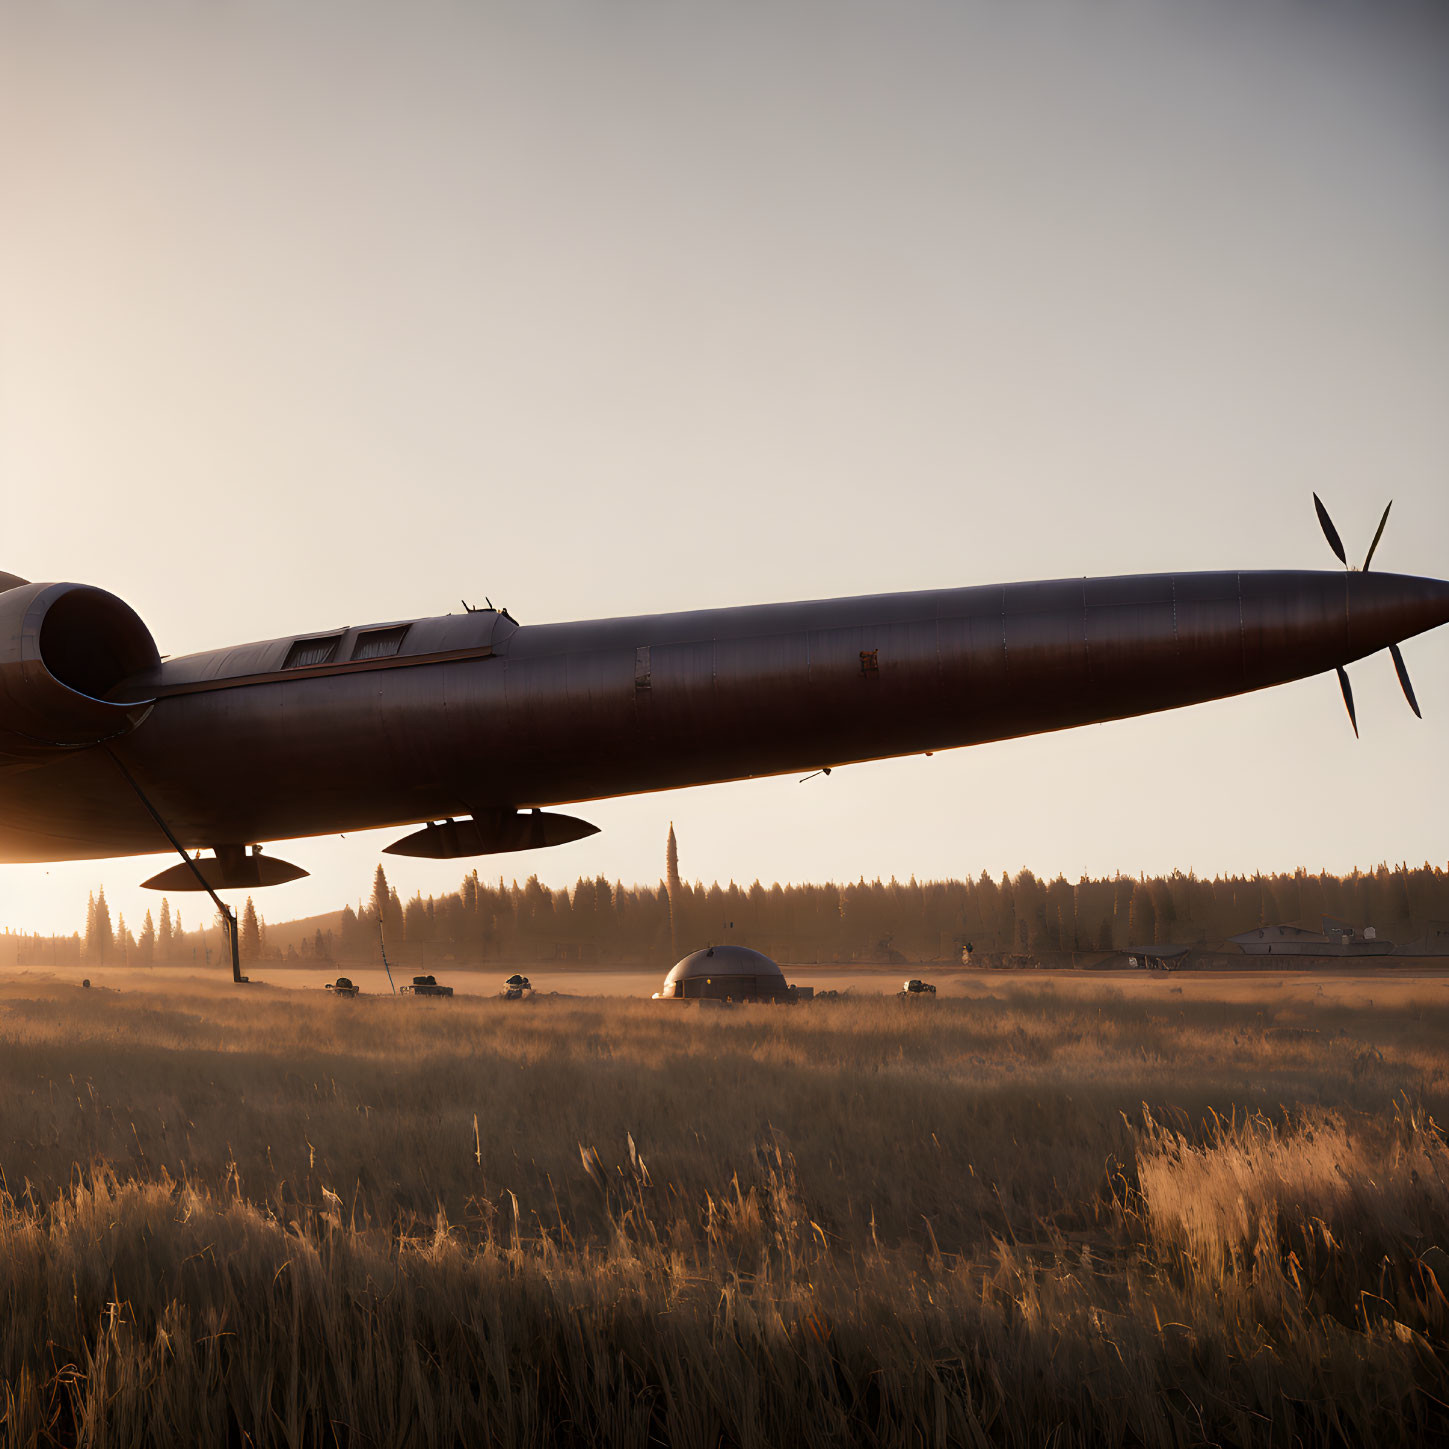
[141,844,309,892]
[0,581,160,761]
[384,809,600,859]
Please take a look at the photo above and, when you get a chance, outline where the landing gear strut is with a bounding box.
[104,748,249,983]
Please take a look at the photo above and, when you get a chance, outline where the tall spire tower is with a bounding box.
[666,822,681,962]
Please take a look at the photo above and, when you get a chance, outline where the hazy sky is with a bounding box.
[1,1,1446,939]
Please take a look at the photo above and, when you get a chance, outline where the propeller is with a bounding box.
[1335,666,1358,739]
[1313,493,1347,566]
[1389,642,1421,719]
[1362,501,1392,572]
[1313,494,1420,735]
[1314,493,1395,574]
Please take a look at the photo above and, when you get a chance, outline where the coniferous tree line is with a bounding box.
[0,892,271,968]
[287,859,1449,966]
[5,859,1448,969]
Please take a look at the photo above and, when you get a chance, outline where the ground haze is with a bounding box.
[0,968,1444,1445]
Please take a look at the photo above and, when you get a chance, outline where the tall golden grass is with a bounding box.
[0,971,1443,1445]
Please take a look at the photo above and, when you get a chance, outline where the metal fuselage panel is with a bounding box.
[0,568,1445,862]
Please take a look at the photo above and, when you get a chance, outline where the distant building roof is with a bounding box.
[1229,922,1393,956]
[1228,925,1327,945]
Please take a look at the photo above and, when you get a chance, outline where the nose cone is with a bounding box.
[1348,572,1449,661]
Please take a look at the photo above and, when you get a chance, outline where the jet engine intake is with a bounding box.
[0,581,160,760]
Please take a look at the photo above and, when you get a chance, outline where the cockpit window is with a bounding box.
[352,625,409,661]
[283,634,342,669]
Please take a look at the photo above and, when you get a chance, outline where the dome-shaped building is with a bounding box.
[655,945,792,1002]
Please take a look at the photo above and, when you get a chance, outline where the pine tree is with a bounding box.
[93,888,114,965]
[666,822,681,961]
[138,910,156,966]
[84,892,97,963]
[240,898,261,962]
[370,866,390,923]
[157,899,173,962]
[404,894,429,956]
[214,908,233,964]
[1130,882,1157,946]
[339,904,362,957]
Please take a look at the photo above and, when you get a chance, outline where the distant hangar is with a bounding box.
[1228,922,1392,957]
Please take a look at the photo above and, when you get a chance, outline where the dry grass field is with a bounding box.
[0,967,1444,1446]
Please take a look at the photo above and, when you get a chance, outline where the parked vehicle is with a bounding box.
[901,978,937,996]
[402,974,453,998]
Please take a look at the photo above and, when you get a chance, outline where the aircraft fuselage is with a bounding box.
[0,567,1445,863]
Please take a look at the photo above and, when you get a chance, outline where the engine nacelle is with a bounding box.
[0,581,160,761]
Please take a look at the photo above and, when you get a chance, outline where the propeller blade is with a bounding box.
[1389,642,1422,719]
[1361,500,1393,571]
[1313,493,1347,567]
[1336,666,1359,738]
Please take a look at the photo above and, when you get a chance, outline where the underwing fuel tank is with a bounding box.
[384,810,600,858]
[141,844,310,892]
